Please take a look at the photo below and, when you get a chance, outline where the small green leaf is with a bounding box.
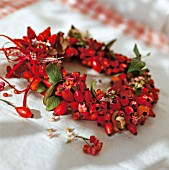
[36,82,47,93]
[127,58,145,73]
[43,83,56,105]
[135,89,142,96]
[105,39,117,50]
[146,52,151,56]
[46,95,62,111]
[133,44,141,60]
[91,81,96,97]
[46,63,62,84]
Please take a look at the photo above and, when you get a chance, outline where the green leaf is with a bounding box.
[146,52,151,56]
[127,58,145,73]
[46,95,62,111]
[43,83,56,105]
[91,81,96,97]
[46,63,62,84]
[105,39,117,50]
[133,44,141,60]
[36,82,47,93]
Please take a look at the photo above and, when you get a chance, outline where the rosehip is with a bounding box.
[74,90,84,103]
[104,114,111,122]
[89,113,97,121]
[124,106,134,116]
[84,89,93,102]
[27,26,36,39]
[61,89,74,102]
[148,109,156,117]
[54,100,68,116]
[78,82,86,93]
[81,112,89,120]
[137,105,149,117]
[127,123,137,135]
[130,100,138,111]
[110,97,121,111]
[92,59,101,73]
[120,94,129,107]
[104,122,113,136]
[97,116,105,126]
[73,112,80,120]
[70,101,79,111]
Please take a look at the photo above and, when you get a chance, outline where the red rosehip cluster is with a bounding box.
[64,27,131,75]
[83,136,103,156]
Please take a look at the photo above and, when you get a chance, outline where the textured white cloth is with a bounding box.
[0,1,169,170]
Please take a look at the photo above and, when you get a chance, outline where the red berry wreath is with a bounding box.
[0,26,159,154]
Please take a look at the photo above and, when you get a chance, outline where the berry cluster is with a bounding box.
[83,136,103,156]
[0,26,159,138]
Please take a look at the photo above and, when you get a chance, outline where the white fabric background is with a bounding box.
[0,1,169,170]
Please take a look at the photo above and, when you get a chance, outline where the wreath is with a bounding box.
[0,26,159,155]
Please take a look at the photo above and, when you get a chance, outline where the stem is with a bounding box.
[23,88,29,107]
[6,56,28,78]
[75,135,89,141]
[75,135,90,145]
[0,99,16,108]
[0,76,29,93]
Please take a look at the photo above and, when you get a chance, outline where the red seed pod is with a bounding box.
[23,71,33,79]
[130,100,138,111]
[73,112,80,120]
[77,74,87,82]
[83,144,89,153]
[125,115,132,124]
[120,94,129,107]
[43,79,51,88]
[106,68,113,75]
[65,47,75,58]
[110,60,119,67]
[112,67,120,74]
[91,146,97,156]
[104,114,111,122]
[137,105,149,117]
[61,88,74,102]
[47,34,57,46]
[74,90,84,103]
[86,48,95,57]
[92,59,101,73]
[148,109,156,117]
[110,97,121,111]
[100,101,107,109]
[117,110,125,117]
[84,89,93,102]
[127,123,137,135]
[97,116,105,126]
[104,122,113,136]
[89,113,98,121]
[124,106,134,116]
[54,101,68,116]
[40,27,51,40]
[81,111,89,120]
[102,58,110,67]
[138,117,147,125]
[27,26,36,39]
[3,93,8,97]
[90,136,97,143]
[115,54,127,63]
[70,101,79,111]
[78,82,86,93]
[30,78,41,91]
[119,63,127,72]
[69,37,77,45]
[15,107,33,118]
